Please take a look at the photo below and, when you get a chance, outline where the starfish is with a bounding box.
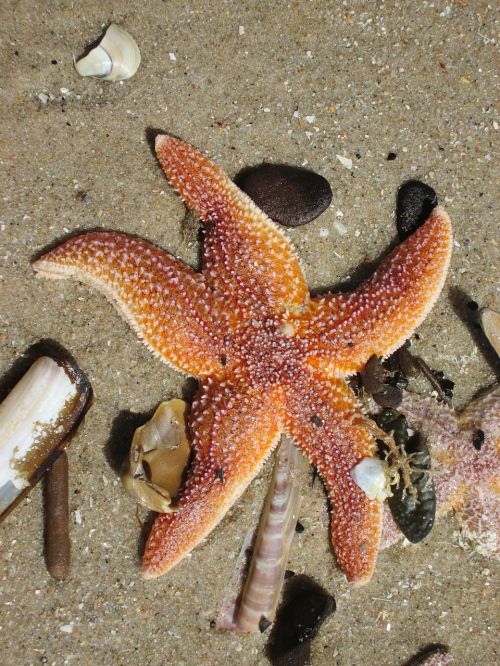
[33,135,452,585]
[381,386,500,558]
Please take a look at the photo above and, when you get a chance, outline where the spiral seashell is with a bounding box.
[75,23,141,82]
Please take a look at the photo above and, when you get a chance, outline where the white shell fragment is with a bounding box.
[351,457,390,502]
[75,23,140,82]
[480,307,500,357]
[121,399,190,513]
[0,356,91,521]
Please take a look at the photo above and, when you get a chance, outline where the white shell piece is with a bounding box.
[480,307,500,357]
[75,24,140,82]
[0,357,77,513]
[351,457,390,502]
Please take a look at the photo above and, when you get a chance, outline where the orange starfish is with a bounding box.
[33,135,452,586]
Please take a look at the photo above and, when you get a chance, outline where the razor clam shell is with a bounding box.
[223,436,307,633]
[0,355,91,523]
[75,23,141,82]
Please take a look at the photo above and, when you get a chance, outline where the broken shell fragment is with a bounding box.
[0,356,92,523]
[121,399,190,513]
[75,24,140,82]
[351,457,390,502]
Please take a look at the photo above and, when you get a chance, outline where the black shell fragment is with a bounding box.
[396,180,438,240]
[377,409,436,543]
[266,574,335,666]
[236,164,333,227]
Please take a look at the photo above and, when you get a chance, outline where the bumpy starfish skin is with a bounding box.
[381,387,500,558]
[33,135,452,585]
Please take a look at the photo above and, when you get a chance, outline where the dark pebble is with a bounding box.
[266,574,335,666]
[396,180,438,240]
[236,164,333,227]
[295,521,305,533]
[209,619,216,628]
[467,300,479,311]
[284,570,295,579]
[377,410,436,543]
[387,152,397,161]
[472,429,484,451]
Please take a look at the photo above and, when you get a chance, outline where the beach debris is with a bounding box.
[228,436,307,633]
[265,574,335,666]
[121,399,190,513]
[74,24,140,82]
[377,409,436,543]
[396,180,438,240]
[403,644,453,666]
[44,451,70,580]
[351,456,390,502]
[236,164,332,227]
[335,154,352,170]
[360,354,403,408]
[380,387,499,558]
[0,355,92,523]
[480,307,500,356]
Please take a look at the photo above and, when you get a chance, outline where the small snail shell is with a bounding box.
[350,457,390,502]
[75,23,140,82]
[121,399,191,513]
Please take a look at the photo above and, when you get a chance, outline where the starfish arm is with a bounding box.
[155,134,309,319]
[304,207,452,375]
[283,369,382,586]
[143,380,282,578]
[33,232,224,377]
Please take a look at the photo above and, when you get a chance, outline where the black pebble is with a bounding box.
[377,410,436,543]
[284,570,295,579]
[209,619,216,628]
[295,521,305,533]
[266,575,336,666]
[236,164,333,227]
[387,152,397,161]
[396,180,438,240]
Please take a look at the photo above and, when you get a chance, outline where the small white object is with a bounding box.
[336,154,353,170]
[350,457,390,501]
[304,115,315,124]
[239,25,245,36]
[37,93,48,105]
[169,52,176,61]
[75,23,141,82]
[319,228,329,238]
